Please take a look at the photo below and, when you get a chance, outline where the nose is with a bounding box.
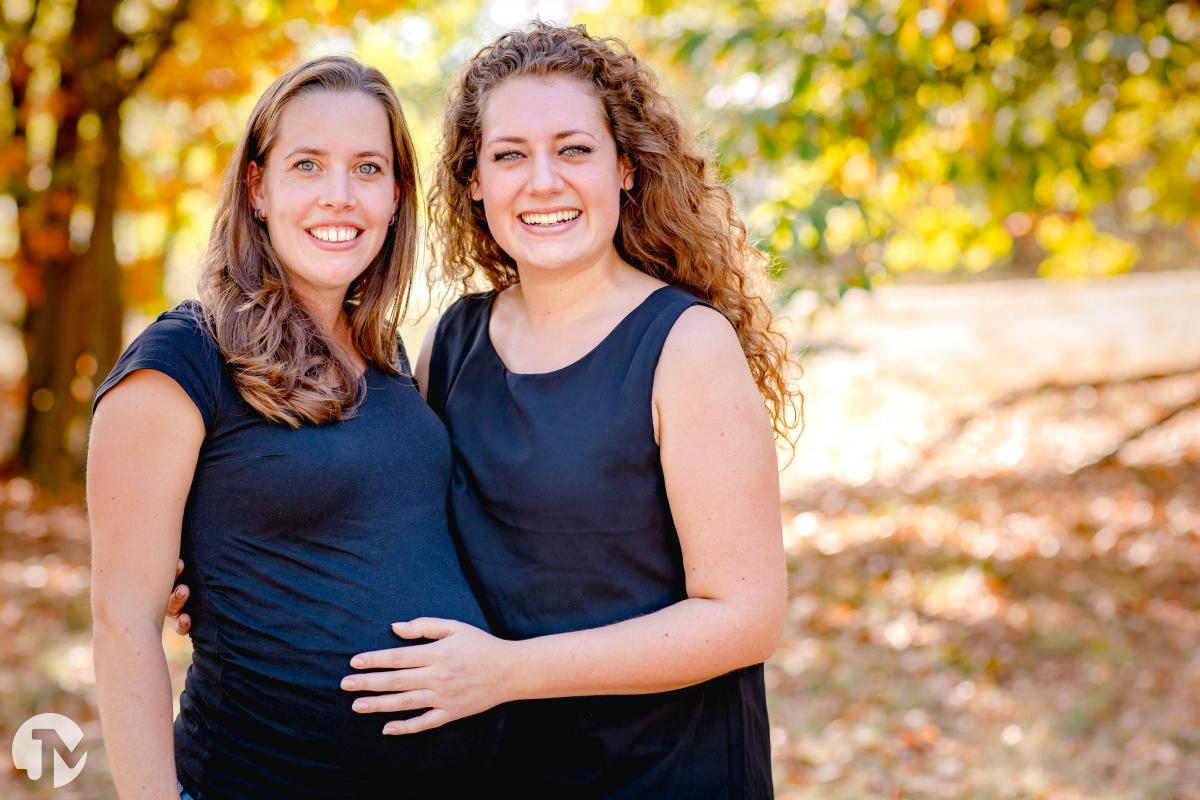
[319,170,357,210]
[527,151,564,195]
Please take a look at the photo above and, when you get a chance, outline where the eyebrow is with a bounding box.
[485,130,599,147]
[284,147,391,164]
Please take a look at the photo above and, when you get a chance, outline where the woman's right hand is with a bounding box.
[166,558,192,635]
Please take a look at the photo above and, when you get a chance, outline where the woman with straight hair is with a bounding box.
[340,23,798,798]
[89,55,500,800]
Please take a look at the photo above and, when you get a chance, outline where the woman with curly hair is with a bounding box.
[340,23,799,797]
[89,56,500,799]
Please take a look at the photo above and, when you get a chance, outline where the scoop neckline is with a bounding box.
[483,285,672,378]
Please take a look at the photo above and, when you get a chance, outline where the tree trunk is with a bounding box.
[8,0,190,488]
[16,111,124,488]
[14,0,124,488]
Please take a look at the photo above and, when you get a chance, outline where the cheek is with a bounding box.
[477,169,513,206]
[369,185,397,217]
[477,185,520,232]
[593,175,625,216]
[267,179,305,212]
[584,164,624,201]
[482,199,510,240]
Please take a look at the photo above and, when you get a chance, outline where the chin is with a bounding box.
[517,250,589,273]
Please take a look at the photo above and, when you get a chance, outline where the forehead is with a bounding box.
[480,75,608,138]
[273,89,392,151]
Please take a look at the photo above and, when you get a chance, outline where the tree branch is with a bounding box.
[919,364,1200,464]
[1069,394,1200,475]
[124,0,194,92]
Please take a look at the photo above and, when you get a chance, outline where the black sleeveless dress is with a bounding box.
[426,285,773,799]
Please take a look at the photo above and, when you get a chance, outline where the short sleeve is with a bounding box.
[93,302,223,430]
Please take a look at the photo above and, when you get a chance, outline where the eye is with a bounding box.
[561,145,592,156]
[295,159,318,172]
[356,162,382,175]
[494,150,523,161]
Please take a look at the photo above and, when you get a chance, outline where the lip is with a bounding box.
[305,222,366,250]
[517,208,582,234]
[518,207,580,216]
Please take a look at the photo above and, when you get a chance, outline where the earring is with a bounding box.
[254,208,266,222]
[388,212,397,226]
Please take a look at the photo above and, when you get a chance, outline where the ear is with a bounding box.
[247,161,265,212]
[469,168,483,202]
[619,156,634,191]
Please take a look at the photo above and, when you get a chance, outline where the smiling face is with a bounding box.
[472,75,633,276]
[248,89,399,310]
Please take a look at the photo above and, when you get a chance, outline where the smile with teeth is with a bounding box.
[520,210,581,226]
[308,226,361,243]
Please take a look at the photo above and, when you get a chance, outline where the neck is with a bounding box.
[512,252,627,328]
[294,288,353,349]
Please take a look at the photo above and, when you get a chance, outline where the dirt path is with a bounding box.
[781,270,1200,494]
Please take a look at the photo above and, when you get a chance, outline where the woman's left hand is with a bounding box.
[341,618,518,735]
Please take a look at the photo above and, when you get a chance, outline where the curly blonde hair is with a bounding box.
[428,23,799,441]
[198,56,420,427]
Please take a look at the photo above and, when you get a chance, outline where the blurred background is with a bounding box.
[2,0,1199,797]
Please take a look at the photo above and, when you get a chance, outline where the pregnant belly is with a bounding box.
[175,567,500,796]
[177,653,503,797]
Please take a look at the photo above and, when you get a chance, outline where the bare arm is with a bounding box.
[413,314,441,401]
[89,369,204,798]
[345,305,787,731]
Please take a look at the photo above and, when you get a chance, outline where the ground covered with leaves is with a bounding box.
[770,458,1200,799]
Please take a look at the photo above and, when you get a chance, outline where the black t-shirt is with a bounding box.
[94,302,501,799]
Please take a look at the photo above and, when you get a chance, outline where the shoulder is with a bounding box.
[422,291,495,403]
[94,300,224,425]
[652,301,770,451]
[654,301,756,408]
[133,301,221,362]
[439,291,496,328]
[660,303,742,367]
[414,312,444,397]
[428,291,496,362]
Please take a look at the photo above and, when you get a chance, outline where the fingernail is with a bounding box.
[341,678,356,690]
[383,724,397,735]
[350,656,365,668]
[391,622,404,631]
[174,587,185,597]
[353,699,369,712]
